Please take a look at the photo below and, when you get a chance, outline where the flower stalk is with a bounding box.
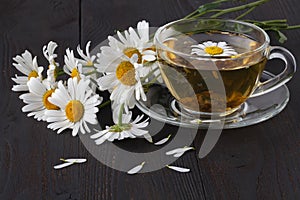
[118,103,125,126]
[184,0,300,43]
[98,99,111,109]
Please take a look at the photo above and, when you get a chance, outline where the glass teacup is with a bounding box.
[154,18,296,118]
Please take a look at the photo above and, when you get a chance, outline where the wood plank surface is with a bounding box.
[0,0,299,199]
[0,0,81,199]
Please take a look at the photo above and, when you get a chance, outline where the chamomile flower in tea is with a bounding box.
[191,41,238,57]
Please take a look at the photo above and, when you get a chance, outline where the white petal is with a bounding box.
[107,132,119,142]
[97,74,117,90]
[166,165,190,173]
[165,147,194,156]
[143,133,153,143]
[154,134,171,145]
[12,84,28,92]
[90,129,109,139]
[95,132,113,145]
[72,123,80,136]
[19,93,41,102]
[142,54,156,62]
[131,127,148,136]
[217,41,227,47]
[28,78,45,96]
[22,103,43,112]
[62,158,87,163]
[127,161,145,175]
[12,75,28,84]
[53,162,74,169]
[142,50,156,55]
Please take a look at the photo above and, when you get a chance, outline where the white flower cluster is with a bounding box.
[11,20,157,141]
[12,41,102,136]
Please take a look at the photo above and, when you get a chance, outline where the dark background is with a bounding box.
[0,0,300,199]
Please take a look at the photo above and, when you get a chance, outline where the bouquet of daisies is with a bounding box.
[12,21,156,143]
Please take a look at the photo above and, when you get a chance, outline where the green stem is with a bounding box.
[210,0,270,18]
[260,19,287,24]
[148,74,161,85]
[267,24,288,28]
[143,74,161,93]
[244,19,287,24]
[84,70,99,76]
[235,6,257,20]
[56,69,65,77]
[189,9,222,19]
[89,78,98,86]
[98,100,111,109]
[184,0,232,19]
[140,67,160,82]
[183,0,300,44]
[82,65,97,71]
[118,103,125,126]
[282,25,300,30]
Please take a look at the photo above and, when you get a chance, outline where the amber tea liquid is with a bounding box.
[158,32,267,115]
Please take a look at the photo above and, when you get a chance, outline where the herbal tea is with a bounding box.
[158,31,267,114]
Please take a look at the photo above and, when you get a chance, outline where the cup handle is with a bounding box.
[250,46,297,97]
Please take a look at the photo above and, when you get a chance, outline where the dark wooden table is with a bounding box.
[1,0,300,199]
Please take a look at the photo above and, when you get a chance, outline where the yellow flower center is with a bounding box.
[116,61,137,86]
[71,68,81,81]
[65,100,84,123]
[145,46,156,52]
[28,70,38,80]
[123,47,142,63]
[42,89,59,110]
[86,61,94,66]
[204,46,224,55]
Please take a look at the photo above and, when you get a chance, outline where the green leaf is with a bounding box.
[277,30,287,43]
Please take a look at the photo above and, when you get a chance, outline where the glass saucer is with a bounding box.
[136,71,290,129]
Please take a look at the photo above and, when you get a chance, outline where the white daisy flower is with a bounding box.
[12,50,43,92]
[43,41,59,66]
[90,112,149,145]
[97,54,147,109]
[77,41,96,67]
[191,41,238,57]
[63,48,84,80]
[45,77,102,136]
[95,20,156,73]
[19,77,59,121]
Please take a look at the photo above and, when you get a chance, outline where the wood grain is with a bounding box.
[0,0,81,199]
[0,0,299,199]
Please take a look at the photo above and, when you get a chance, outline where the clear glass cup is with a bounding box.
[154,18,296,118]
